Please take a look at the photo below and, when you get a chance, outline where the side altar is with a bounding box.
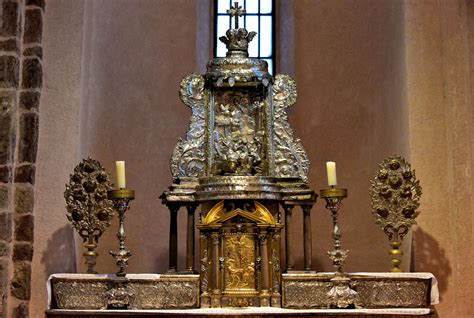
[47,2,438,317]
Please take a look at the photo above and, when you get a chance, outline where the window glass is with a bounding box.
[215,0,275,74]
[245,0,259,14]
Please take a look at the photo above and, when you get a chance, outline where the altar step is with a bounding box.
[45,308,435,318]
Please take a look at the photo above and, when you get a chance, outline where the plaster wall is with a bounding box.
[77,0,202,274]
[406,1,474,316]
[30,1,85,317]
[293,0,410,272]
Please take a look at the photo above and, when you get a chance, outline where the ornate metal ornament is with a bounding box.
[224,235,256,290]
[369,156,422,272]
[64,157,114,273]
[162,1,316,309]
[273,74,309,182]
[108,189,135,277]
[203,200,276,225]
[168,10,309,184]
[281,273,432,309]
[320,187,357,308]
[197,199,282,308]
[50,275,200,310]
[105,278,133,309]
[171,73,207,180]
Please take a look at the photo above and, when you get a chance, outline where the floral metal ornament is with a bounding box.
[170,73,206,180]
[273,74,310,182]
[369,156,422,272]
[65,157,115,273]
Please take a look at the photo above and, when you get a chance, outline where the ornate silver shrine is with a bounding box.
[161,3,316,308]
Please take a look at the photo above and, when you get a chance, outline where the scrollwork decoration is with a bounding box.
[272,74,309,182]
[171,73,207,180]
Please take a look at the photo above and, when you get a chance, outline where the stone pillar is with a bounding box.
[283,204,294,271]
[302,205,313,271]
[259,231,270,307]
[0,0,44,316]
[186,204,197,272]
[167,204,179,272]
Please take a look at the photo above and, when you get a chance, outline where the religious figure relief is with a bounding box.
[271,249,280,292]
[200,249,209,293]
[224,235,256,290]
[212,89,266,175]
[171,73,207,180]
[272,74,310,182]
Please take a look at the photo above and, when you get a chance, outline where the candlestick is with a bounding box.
[320,187,356,308]
[108,188,135,277]
[116,161,126,189]
[326,161,337,186]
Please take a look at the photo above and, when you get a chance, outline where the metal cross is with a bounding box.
[227,1,246,29]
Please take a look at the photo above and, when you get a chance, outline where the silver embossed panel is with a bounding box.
[282,274,431,309]
[51,275,199,310]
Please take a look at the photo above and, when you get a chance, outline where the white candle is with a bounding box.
[115,161,126,189]
[326,161,337,186]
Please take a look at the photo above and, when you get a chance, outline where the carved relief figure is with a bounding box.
[225,235,256,290]
[213,90,266,175]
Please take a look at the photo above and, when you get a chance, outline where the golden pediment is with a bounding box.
[203,200,275,225]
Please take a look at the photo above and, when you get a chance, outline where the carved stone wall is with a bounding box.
[0,0,44,317]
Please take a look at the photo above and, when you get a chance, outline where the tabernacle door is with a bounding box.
[222,232,258,306]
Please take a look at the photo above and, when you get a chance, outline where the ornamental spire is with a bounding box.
[227,1,246,29]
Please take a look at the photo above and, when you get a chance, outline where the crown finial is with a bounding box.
[227,1,246,29]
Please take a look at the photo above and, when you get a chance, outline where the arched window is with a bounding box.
[214,0,275,74]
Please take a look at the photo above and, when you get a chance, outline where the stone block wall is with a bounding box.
[0,0,44,317]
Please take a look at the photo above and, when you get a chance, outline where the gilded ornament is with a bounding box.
[281,273,431,309]
[369,156,422,272]
[224,235,256,290]
[64,157,114,273]
[108,189,135,277]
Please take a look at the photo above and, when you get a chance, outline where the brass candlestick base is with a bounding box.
[106,276,133,309]
[320,187,356,308]
[108,189,135,277]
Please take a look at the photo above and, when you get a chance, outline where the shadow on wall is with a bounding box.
[154,247,169,273]
[412,227,451,301]
[41,225,76,276]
